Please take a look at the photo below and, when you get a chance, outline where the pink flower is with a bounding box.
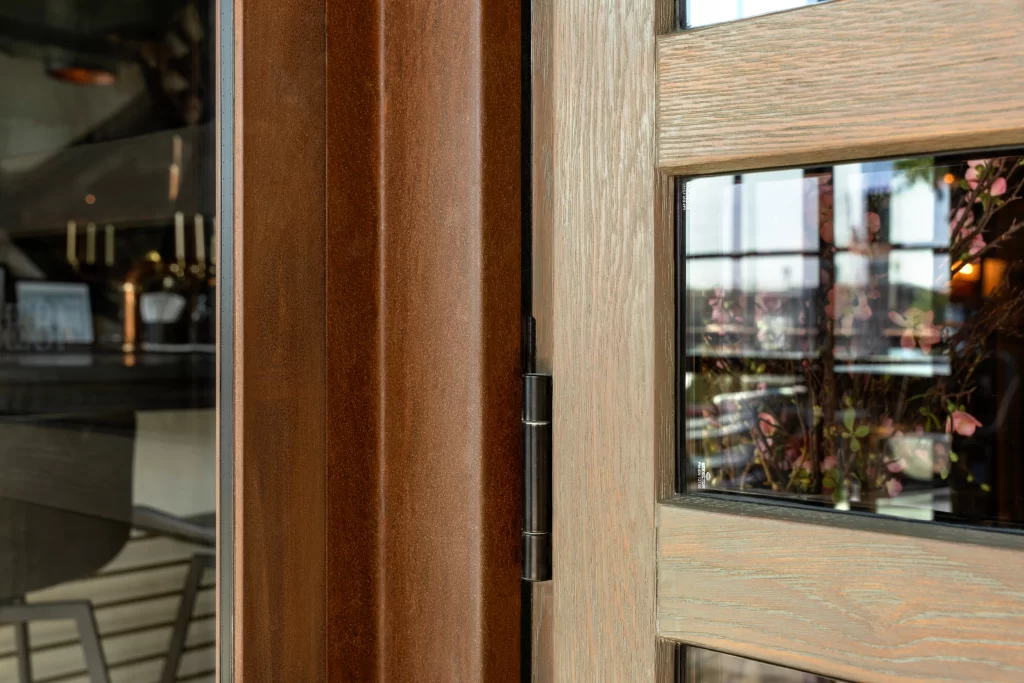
[968,232,986,261]
[821,455,839,471]
[886,458,905,473]
[885,478,903,497]
[965,159,988,189]
[758,412,779,437]
[889,308,941,354]
[947,411,982,437]
[709,288,729,325]
[966,159,1007,197]
[950,207,974,240]
[828,286,873,334]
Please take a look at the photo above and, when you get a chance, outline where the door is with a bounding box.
[544,0,1024,680]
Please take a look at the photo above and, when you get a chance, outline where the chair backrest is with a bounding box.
[0,412,135,598]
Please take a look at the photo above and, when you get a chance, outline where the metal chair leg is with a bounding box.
[160,553,213,683]
[74,603,111,683]
[11,593,32,683]
[14,611,32,683]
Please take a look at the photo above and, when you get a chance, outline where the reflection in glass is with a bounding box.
[0,2,216,681]
[674,645,841,683]
[681,153,1024,528]
[683,0,829,29]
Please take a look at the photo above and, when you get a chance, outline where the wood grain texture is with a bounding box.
[654,173,675,501]
[658,499,1024,682]
[530,581,554,682]
[530,3,556,680]
[234,0,326,680]
[324,2,382,680]
[552,0,673,679]
[532,0,554,374]
[326,0,522,681]
[658,0,1024,175]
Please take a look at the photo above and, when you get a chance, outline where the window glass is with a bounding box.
[674,645,843,682]
[684,0,829,28]
[0,2,218,680]
[681,152,1024,529]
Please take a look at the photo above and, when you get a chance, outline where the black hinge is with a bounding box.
[522,372,552,582]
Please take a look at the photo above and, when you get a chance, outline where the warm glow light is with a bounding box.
[84,194,96,205]
[961,263,975,275]
[944,173,956,185]
[48,66,116,86]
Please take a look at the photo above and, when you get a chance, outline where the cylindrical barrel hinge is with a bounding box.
[522,372,552,582]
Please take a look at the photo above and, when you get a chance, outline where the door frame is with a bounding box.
[222,0,523,680]
[550,0,1024,680]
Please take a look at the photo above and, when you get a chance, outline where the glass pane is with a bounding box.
[681,152,1024,529]
[0,2,218,681]
[683,0,830,28]
[674,645,843,682]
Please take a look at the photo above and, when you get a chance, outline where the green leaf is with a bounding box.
[843,407,856,432]
[980,483,991,493]
[959,179,971,191]
[919,406,930,416]
[946,400,956,413]
[949,451,959,463]
[850,438,861,452]
[855,425,870,438]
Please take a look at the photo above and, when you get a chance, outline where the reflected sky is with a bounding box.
[685,161,951,292]
[685,0,828,28]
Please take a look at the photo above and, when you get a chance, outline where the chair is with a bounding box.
[0,413,214,683]
[158,551,214,683]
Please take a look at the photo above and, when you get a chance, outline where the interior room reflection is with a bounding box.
[682,153,1024,529]
[0,2,216,682]
[674,645,840,683]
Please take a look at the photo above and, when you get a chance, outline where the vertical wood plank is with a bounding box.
[235,0,522,678]
[324,1,383,681]
[552,0,672,678]
[325,0,522,681]
[532,0,555,375]
[234,0,326,680]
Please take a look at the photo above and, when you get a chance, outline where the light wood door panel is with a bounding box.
[551,0,674,679]
[658,499,1024,683]
[658,0,1024,175]
[551,0,1024,681]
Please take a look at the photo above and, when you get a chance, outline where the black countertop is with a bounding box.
[0,350,214,415]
